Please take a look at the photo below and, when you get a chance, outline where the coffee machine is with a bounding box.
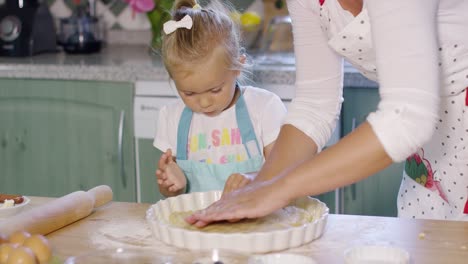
[0,0,57,56]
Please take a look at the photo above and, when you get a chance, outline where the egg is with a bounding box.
[6,246,36,264]
[8,231,31,246]
[0,244,18,264]
[23,235,51,264]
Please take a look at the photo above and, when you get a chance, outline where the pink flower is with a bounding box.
[124,0,155,13]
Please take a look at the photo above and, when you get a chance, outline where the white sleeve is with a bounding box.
[284,0,344,152]
[260,92,288,146]
[153,105,179,155]
[366,0,440,162]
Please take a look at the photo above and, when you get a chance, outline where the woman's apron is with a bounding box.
[319,0,468,220]
[175,92,264,193]
[398,53,468,220]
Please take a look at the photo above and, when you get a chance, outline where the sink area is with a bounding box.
[249,51,295,66]
[249,51,363,74]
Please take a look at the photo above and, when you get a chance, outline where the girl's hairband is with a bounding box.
[163,4,200,35]
[163,15,193,34]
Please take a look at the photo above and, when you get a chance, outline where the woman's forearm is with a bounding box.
[279,122,393,198]
[256,124,319,181]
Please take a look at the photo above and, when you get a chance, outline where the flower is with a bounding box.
[124,0,155,13]
[123,0,175,50]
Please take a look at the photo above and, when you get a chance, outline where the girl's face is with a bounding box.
[172,46,242,117]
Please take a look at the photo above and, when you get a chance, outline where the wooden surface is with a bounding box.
[12,197,468,263]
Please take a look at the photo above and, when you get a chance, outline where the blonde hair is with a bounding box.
[161,0,245,78]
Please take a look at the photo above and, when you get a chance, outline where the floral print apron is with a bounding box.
[319,0,468,220]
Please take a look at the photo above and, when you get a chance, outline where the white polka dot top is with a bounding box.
[284,0,468,161]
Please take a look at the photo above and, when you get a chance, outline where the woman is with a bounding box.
[186,0,468,227]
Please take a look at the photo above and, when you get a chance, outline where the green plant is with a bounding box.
[146,0,174,50]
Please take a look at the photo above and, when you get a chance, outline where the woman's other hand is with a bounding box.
[222,172,257,197]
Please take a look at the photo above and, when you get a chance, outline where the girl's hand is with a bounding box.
[156,149,186,194]
[222,173,256,197]
[162,161,187,193]
[185,176,292,227]
[156,149,172,185]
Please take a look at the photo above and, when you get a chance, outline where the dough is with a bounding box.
[167,205,315,233]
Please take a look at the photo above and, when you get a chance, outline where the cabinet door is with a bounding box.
[0,79,136,202]
[340,87,404,217]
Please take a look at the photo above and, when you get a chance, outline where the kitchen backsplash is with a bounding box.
[47,0,150,30]
[44,0,254,44]
[46,0,254,30]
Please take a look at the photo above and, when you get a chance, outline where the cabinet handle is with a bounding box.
[338,187,344,214]
[351,117,356,131]
[350,117,357,201]
[118,110,127,188]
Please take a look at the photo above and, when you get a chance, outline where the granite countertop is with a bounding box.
[0,44,377,88]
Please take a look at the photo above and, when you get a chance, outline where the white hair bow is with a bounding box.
[163,15,193,34]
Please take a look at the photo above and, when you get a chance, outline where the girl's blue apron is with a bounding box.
[175,91,263,193]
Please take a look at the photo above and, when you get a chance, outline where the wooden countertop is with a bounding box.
[26,197,468,263]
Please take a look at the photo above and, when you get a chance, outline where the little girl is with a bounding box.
[153,0,287,197]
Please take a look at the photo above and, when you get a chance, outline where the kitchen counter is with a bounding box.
[25,197,468,263]
[0,45,377,88]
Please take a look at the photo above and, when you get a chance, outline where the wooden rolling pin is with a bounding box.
[0,185,113,236]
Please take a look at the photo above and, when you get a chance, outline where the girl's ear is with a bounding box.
[234,54,246,77]
[239,54,246,65]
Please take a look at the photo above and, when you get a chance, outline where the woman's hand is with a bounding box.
[185,176,293,227]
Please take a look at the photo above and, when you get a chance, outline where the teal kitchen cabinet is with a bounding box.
[340,87,404,217]
[0,78,136,202]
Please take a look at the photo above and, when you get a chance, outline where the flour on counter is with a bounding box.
[90,220,156,249]
[89,218,183,255]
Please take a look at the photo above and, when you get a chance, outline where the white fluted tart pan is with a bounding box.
[146,191,329,253]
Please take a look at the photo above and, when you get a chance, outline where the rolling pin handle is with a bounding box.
[87,185,113,208]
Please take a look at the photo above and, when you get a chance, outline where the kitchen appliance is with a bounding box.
[57,2,103,54]
[0,0,57,56]
[260,15,293,52]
